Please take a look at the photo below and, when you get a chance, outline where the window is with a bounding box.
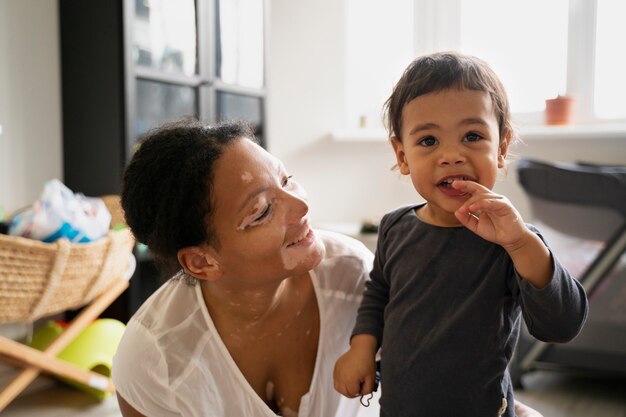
[345,0,626,130]
[345,0,414,130]
[458,0,568,115]
[127,0,266,146]
[594,0,626,120]
[132,0,198,76]
[216,0,265,89]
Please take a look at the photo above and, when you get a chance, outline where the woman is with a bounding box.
[112,120,373,417]
[112,119,543,417]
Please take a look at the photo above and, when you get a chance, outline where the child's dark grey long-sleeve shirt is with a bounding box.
[352,205,588,417]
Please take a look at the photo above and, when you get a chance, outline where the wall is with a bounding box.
[0,0,62,216]
[1,0,624,226]
[267,0,419,227]
[0,0,61,390]
[267,0,626,227]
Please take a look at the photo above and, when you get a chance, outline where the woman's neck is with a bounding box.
[200,273,309,327]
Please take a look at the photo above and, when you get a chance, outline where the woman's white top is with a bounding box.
[112,230,374,417]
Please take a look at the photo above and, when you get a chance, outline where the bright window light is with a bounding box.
[460,0,569,113]
[345,0,414,129]
[344,0,626,130]
[594,0,626,119]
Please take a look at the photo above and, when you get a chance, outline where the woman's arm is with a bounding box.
[117,393,147,417]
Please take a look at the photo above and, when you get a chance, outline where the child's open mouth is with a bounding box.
[437,176,475,196]
[438,176,473,187]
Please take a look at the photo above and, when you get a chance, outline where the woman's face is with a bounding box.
[207,138,324,286]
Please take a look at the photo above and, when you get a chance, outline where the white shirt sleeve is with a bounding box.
[112,319,181,416]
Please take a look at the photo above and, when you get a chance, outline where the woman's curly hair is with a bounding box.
[121,119,254,275]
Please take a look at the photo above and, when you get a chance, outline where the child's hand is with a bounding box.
[453,180,554,288]
[452,180,528,248]
[333,336,378,398]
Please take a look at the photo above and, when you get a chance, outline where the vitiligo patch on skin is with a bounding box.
[265,381,275,401]
[280,229,323,270]
[237,199,266,230]
[281,242,323,270]
[241,171,254,183]
[281,251,307,270]
[281,407,298,417]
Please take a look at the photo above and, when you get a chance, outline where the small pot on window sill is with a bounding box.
[545,95,575,125]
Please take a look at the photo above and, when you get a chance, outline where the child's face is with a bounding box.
[391,88,510,226]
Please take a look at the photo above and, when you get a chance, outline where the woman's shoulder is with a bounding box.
[313,229,373,291]
[115,273,213,388]
[129,272,204,333]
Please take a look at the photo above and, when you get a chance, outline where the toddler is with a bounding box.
[333,52,588,417]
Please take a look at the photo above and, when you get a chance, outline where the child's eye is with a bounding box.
[418,136,438,147]
[464,132,483,142]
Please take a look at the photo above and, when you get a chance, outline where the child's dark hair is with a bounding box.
[384,51,515,143]
[121,119,254,274]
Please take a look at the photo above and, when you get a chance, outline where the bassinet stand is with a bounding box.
[0,276,128,411]
[0,195,135,410]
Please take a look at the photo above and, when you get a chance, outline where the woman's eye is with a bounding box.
[239,203,272,230]
[282,175,293,187]
[464,132,482,142]
[254,204,272,223]
[418,136,438,147]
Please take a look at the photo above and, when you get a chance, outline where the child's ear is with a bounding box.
[391,136,410,175]
[498,130,512,168]
[177,246,222,281]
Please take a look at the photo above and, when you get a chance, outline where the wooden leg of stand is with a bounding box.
[0,337,115,392]
[45,279,129,356]
[0,279,128,412]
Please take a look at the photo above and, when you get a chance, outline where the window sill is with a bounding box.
[518,123,626,141]
[330,123,626,142]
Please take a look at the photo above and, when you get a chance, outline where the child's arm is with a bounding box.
[333,334,378,397]
[334,215,389,398]
[454,179,588,341]
[452,180,552,288]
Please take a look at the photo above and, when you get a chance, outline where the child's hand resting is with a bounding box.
[333,335,378,398]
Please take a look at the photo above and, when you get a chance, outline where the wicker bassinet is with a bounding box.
[0,196,135,323]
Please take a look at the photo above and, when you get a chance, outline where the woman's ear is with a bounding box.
[498,130,512,168]
[177,246,222,281]
[391,136,410,175]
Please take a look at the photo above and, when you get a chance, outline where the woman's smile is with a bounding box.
[286,226,314,248]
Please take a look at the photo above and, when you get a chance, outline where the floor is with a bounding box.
[514,371,626,417]
[2,371,625,417]
[1,376,120,417]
